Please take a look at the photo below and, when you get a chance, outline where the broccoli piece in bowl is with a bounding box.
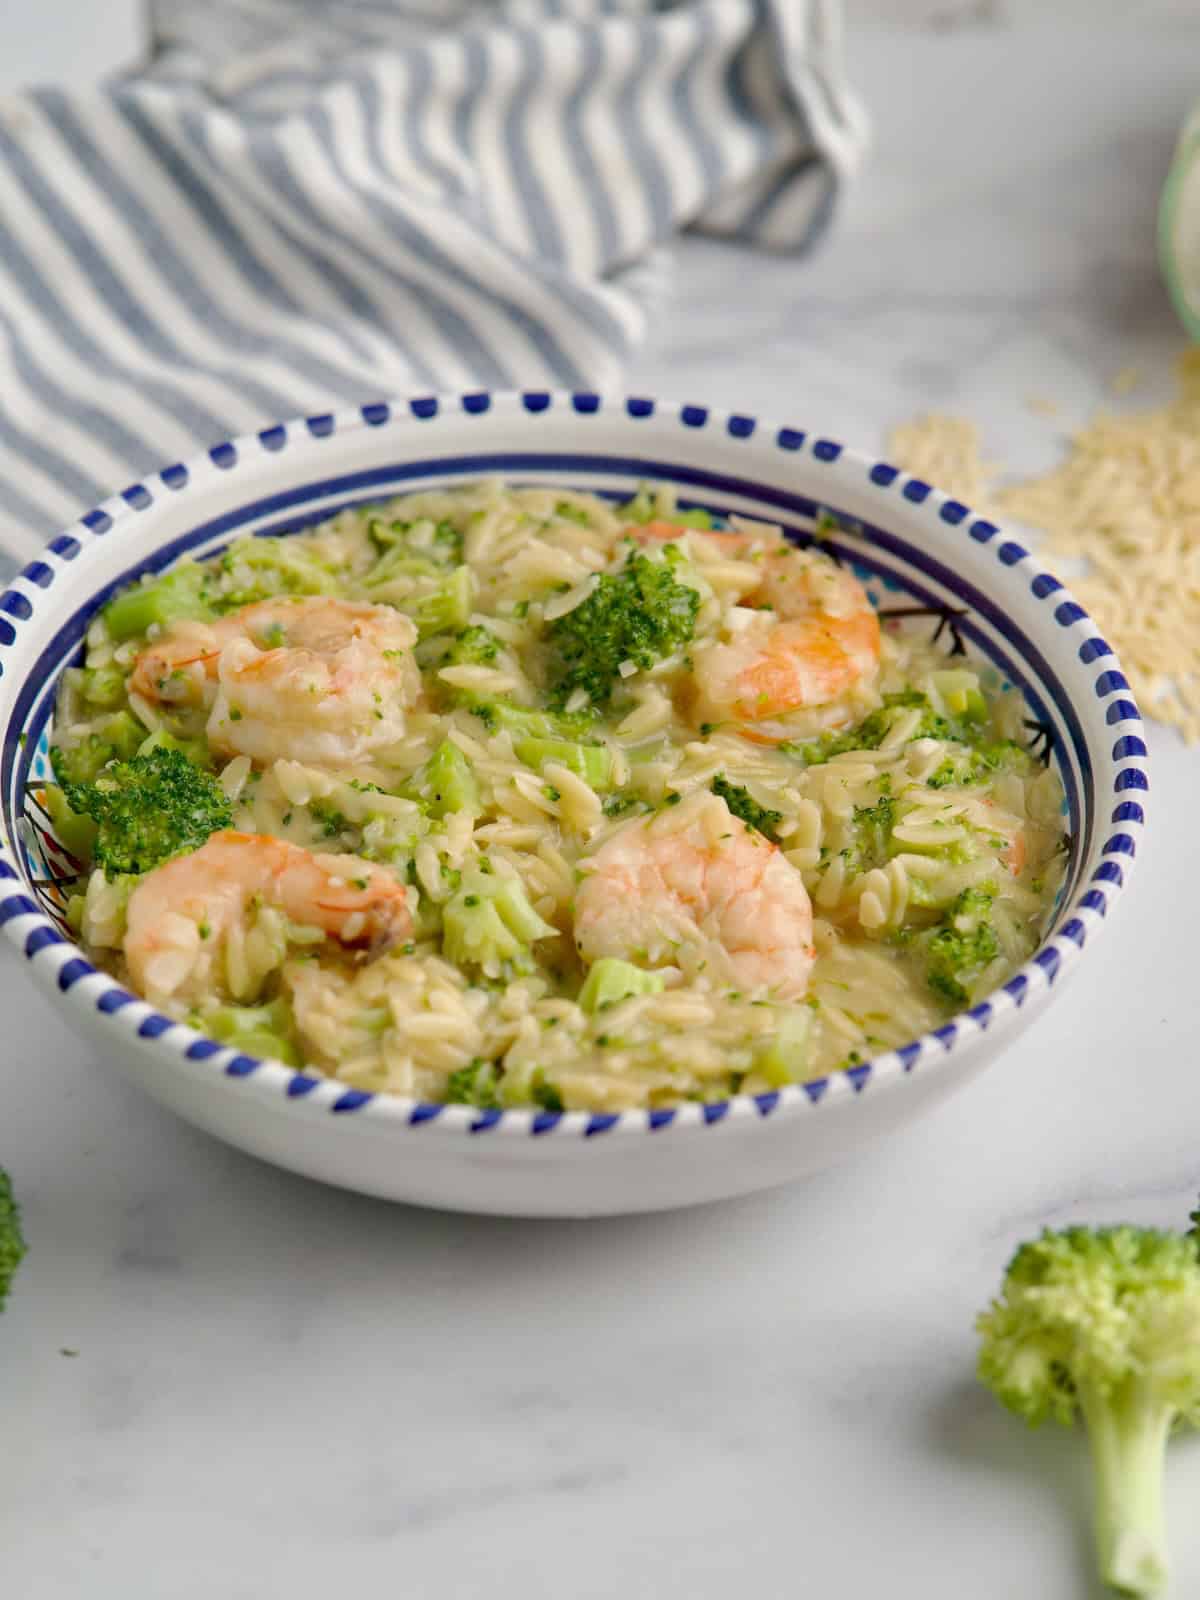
[59,746,232,877]
[545,549,699,709]
[442,866,557,978]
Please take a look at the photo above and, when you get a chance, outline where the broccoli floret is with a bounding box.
[50,711,144,787]
[60,746,232,877]
[441,868,557,977]
[444,1058,501,1109]
[213,536,341,611]
[367,515,462,566]
[977,1225,1200,1596]
[782,690,994,768]
[922,885,999,1005]
[710,774,782,841]
[578,957,665,1014]
[438,623,500,679]
[545,551,700,709]
[0,1168,26,1313]
[530,1071,564,1112]
[851,783,897,868]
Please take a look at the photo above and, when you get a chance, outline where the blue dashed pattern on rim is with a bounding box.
[0,392,1147,1141]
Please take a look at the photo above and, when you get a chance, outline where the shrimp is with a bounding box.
[130,596,420,766]
[634,521,880,740]
[573,791,814,1000]
[124,830,412,1004]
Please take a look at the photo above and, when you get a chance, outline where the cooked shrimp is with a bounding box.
[124,830,412,1004]
[130,596,420,766]
[574,791,814,999]
[634,521,880,739]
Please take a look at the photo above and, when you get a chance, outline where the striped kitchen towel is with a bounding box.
[0,0,867,560]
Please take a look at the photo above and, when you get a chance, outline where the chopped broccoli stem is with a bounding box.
[441,869,557,977]
[514,736,614,790]
[0,1168,25,1313]
[977,1226,1200,1597]
[59,746,232,877]
[616,487,717,529]
[545,550,700,709]
[50,711,144,786]
[578,957,665,1014]
[43,784,98,863]
[711,774,782,841]
[204,999,300,1067]
[81,666,127,709]
[103,562,216,641]
[405,565,475,638]
[753,1007,814,1086]
[401,740,480,818]
[470,699,597,741]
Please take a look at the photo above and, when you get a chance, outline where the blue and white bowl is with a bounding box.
[0,394,1147,1216]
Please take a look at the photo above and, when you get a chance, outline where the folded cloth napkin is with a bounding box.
[0,0,867,561]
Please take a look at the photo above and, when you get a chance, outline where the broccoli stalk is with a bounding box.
[441,867,557,978]
[406,566,475,638]
[59,745,232,877]
[50,710,144,786]
[977,1226,1200,1596]
[578,957,665,1013]
[0,1168,26,1312]
[545,549,700,709]
[400,740,480,819]
[102,562,216,641]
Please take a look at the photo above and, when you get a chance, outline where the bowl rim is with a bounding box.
[0,389,1149,1143]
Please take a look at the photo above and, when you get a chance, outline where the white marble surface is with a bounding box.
[5,14,1200,1600]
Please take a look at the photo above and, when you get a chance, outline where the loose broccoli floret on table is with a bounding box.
[0,1168,26,1314]
[977,1225,1200,1596]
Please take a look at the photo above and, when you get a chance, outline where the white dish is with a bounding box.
[0,392,1147,1214]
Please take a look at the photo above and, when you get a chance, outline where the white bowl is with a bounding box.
[0,392,1147,1215]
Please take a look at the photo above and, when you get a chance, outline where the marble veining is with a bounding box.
[3,12,1200,1600]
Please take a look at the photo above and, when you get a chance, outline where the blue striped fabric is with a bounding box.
[0,0,866,560]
